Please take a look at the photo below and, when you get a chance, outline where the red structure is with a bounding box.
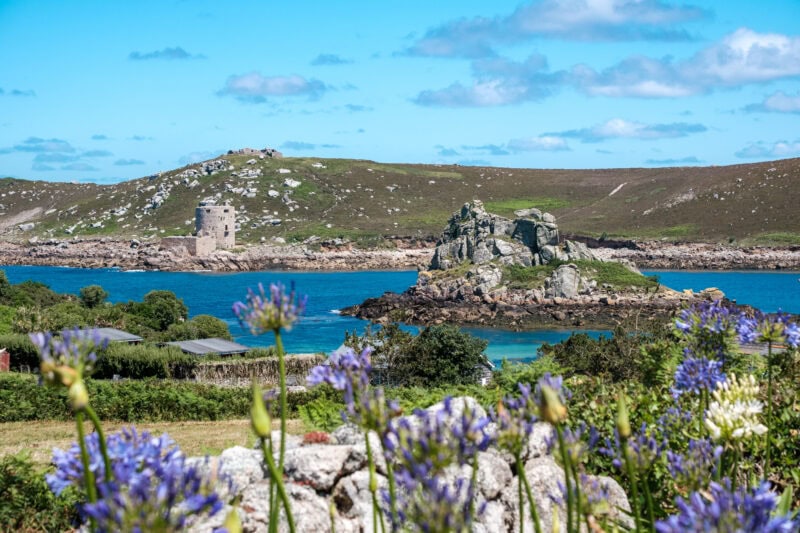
[0,348,9,372]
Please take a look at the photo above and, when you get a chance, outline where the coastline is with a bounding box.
[1,238,799,272]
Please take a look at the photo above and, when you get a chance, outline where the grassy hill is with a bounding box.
[2,153,799,246]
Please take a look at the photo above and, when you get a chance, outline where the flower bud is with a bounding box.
[58,366,79,387]
[40,360,57,385]
[250,383,272,439]
[222,507,242,533]
[616,394,631,440]
[68,380,89,411]
[540,385,567,425]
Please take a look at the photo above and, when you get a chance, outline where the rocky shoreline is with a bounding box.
[0,238,798,272]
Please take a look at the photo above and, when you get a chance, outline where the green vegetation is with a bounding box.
[751,232,800,245]
[484,197,570,218]
[503,259,659,290]
[0,452,79,531]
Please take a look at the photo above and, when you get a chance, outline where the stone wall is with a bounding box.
[160,235,216,257]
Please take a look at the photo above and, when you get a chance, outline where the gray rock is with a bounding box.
[476,451,513,499]
[284,445,366,491]
[536,223,559,249]
[502,456,565,533]
[332,470,388,532]
[545,264,581,299]
[563,239,596,261]
[18,222,35,231]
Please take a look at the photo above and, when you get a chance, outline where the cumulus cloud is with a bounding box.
[744,91,800,114]
[13,137,75,153]
[405,0,707,58]
[735,140,800,159]
[461,144,510,156]
[129,47,204,60]
[415,54,558,106]
[436,146,461,156]
[83,149,113,157]
[645,156,702,165]
[91,134,110,141]
[219,72,328,103]
[0,87,36,97]
[114,158,145,166]
[129,135,154,141]
[415,28,800,107]
[62,162,98,171]
[572,28,800,97]
[507,136,570,151]
[311,53,352,66]
[33,153,78,163]
[553,118,706,142]
[344,104,372,112]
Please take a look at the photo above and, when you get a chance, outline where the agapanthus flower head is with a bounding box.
[535,373,571,425]
[553,473,615,521]
[48,427,227,532]
[31,327,109,386]
[656,406,693,441]
[704,373,767,442]
[601,423,666,473]
[232,281,306,335]
[546,423,599,466]
[671,352,726,399]
[307,346,373,417]
[674,300,739,359]
[737,310,800,349]
[389,473,481,533]
[655,481,799,533]
[666,438,723,493]
[492,383,539,458]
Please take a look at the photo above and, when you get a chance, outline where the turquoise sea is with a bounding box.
[2,266,798,362]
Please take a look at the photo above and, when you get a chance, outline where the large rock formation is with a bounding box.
[187,397,631,532]
[431,200,596,270]
[342,201,721,329]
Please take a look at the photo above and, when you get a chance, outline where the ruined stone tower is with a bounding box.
[195,204,235,249]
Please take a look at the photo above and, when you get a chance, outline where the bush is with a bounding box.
[158,314,232,342]
[492,354,568,392]
[94,343,198,380]
[0,305,15,335]
[79,284,109,308]
[0,452,79,531]
[0,333,39,371]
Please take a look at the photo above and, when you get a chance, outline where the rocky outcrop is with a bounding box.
[187,397,631,532]
[431,200,597,270]
[343,201,710,329]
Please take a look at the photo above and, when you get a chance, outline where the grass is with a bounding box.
[0,418,305,467]
[484,197,571,218]
[750,232,800,245]
[503,260,658,290]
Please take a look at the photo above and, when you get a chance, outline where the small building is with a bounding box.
[92,327,143,344]
[166,338,250,357]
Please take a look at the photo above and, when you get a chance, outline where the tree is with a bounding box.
[395,324,489,387]
[159,314,232,342]
[139,290,188,331]
[79,285,109,309]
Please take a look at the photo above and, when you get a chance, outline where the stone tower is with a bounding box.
[195,204,235,249]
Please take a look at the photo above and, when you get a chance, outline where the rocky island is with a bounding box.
[342,201,722,330]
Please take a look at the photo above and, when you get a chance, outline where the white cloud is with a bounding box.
[735,140,800,159]
[745,91,800,114]
[219,73,327,103]
[507,135,570,151]
[554,118,706,142]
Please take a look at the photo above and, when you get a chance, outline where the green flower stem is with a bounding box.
[274,330,288,473]
[570,461,589,533]
[364,432,385,533]
[268,439,278,533]
[469,454,479,524]
[555,426,574,533]
[641,474,656,532]
[516,453,542,533]
[516,454,524,533]
[766,341,773,479]
[385,460,398,528]
[260,439,295,533]
[84,405,113,483]
[76,411,98,531]
[622,446,643,533]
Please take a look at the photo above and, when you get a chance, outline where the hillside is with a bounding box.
[2,152,800,246]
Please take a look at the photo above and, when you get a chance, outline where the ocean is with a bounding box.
[2,266,798,362]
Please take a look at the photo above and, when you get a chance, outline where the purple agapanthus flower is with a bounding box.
[600,423,666,473]
[656,482,798,533]
[48,427,227,532]
[30,327,109,384]
[232,281,306,334]
[737,310,800,349]
[671,352,726,399]
[307,346,373,413]
[666,438,723,492]
[674,301,739,359]
[491,382,539,458]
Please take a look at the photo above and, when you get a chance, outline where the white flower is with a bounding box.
[704,374,767,442]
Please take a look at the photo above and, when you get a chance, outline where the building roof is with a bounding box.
[92,327,143,343]
[165,338,250,356]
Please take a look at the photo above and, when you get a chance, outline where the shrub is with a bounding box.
[158,314,232,342]
[0,333,39,371]
[94,343,197,379]
[0,305,15,335]
[0,452,79,531]
[492,354,568,392]
[79,284,109,308]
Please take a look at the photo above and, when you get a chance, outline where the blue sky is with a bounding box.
[1,0,799,183]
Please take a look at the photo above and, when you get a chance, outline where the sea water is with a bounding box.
[2,266,798,362]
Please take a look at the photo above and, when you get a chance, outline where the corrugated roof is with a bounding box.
[91,327,143,343]
[166,338,250,356]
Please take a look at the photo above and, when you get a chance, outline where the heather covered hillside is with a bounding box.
[2,154,800,246]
